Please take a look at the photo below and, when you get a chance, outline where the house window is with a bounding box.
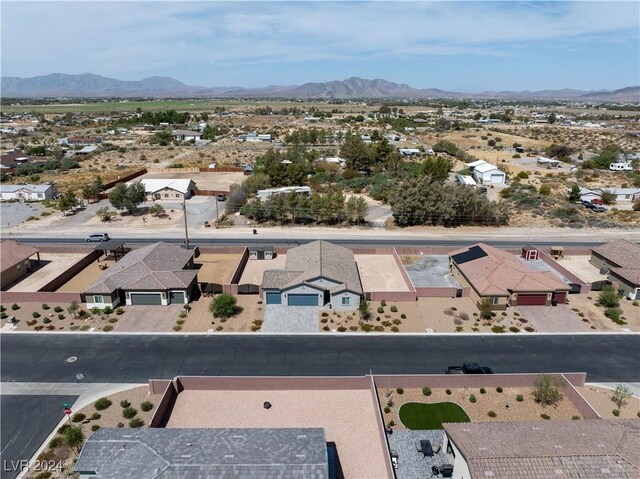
[164,193,169,198]
[38,193,44,198]
[341,297,350,305]
[94,295,104,304]
[16,264,21,271]
[492,297,499,305]
[176,194,180,198]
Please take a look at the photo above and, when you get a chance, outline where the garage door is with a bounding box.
[130,293,162,305]
[266,292,281,305]
[490,174,504,184]
[553,292,567,304]
[516,294,547,306]
[288,294,318,306]
[169,291,185,304]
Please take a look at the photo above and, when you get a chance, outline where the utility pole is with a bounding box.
[182,200,189,249]
[215,196,219,224]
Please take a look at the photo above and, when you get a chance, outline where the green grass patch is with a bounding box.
[399,402,470,430]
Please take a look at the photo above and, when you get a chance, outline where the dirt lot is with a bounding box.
[6,253,88,292]
[181,294,264,332]
[566,294,640,332]
[355,254,411,292]
[378,386,583,430]
[165,388,388,479]
[238,254,286,285]
[195,253,242,284]
[57,256,116,292]
[576,385,640,419]
[139,170,246,191]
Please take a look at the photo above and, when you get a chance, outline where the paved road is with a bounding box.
[2,333,639,383]
[0,395,77,479]
[6,237,619,248]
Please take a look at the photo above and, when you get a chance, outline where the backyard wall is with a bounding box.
[415,287,467,298]
[536,248,591,294]
[98,169,148,198]
[39,250,100,292]
[0,291,81,303]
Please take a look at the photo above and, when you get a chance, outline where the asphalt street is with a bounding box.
[2,333,639,383]
[0,395,77,479]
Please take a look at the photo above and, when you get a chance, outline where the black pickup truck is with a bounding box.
[446,362,494,374]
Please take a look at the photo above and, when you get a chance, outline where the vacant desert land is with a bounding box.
[356,254,411,292]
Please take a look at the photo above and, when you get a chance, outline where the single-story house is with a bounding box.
[262,240,362,310]
[0,240,40,289]
[449,243,570,309]
[580,188,640,203]
[82,242,198,308]
[590,239,640,299]
[464,160,487,171]
[0,183,57,201]
[131,179,196,201]
[536,156,560,168]
[172,130,202,141]
[66,136,102,146]
[239,133,272,142]
[257,186,311,202]
[399,148,422,157]
[0,150,29,170]
[443,420,640,479]
[75,145,99,155]
[75,428,329,479]
[472,162,506,185]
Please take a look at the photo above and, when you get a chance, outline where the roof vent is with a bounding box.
[295,454,306,458]
[263,401,272,409]
[601,468,611,474]
[554,445,562,450]
[186,443,192,447]
[554,470,564,476]
[298,435,307,439]
[181,455,191,458]
[224,454,235,459]
[484,471,494,477]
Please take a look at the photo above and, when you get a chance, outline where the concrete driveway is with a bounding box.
[262,305,319,333]
[515,304,591,332]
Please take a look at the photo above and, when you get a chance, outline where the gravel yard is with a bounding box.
[576,385,640,419]
[194,253,242,284]
[554,255,608,283]
[356,254,411,292]
[6,252,88,292]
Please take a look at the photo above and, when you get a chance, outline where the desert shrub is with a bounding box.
[42,303,50,310]
[388,420,395,427]
[492,325,506,333]
[381,300,386,307]
[32,311,41,318]
[541,413,551,420]
[612,409,621,417]
[349,325,358,331]
[445,389,452,395]
[321,312,329,317]
[116,307,125,315]
[173,325,183,331]
[469,394,477,403]
[400,313,406,319]
[122,407,137,419]
[384,406,391,413]
[90,413,101,420]
[599,286,620,308]
[532,375,563,406]
[209,293,238,318]
[129,418,144,428]
[108,317,118,323]
[102,306,113,315]
[422,387,432,396]
[390,305,398,313]
[391,326,400,332]
[54,306,63,313]
[509,326,520,333]
[176,319,186,325]
[102,325,114,332]
[572,415,581,420]
[91,424,101,432]
[49,437,62,448]
[0,306,4,313]
[396,388,404,395]
[610,384,633,409]
[57,424,71,435]
[120,400,131,408]
[361,323,374,332]
[392,318,402,325]
[458,312,470,321]
[11,304,19,310]
[496,386,503,393]
[43,317,51,324]
[377,306,384,313]
[525,326,535,332]
[337,326,347,332]
[71,413,86,423]
[179,312,187,319]
[141,401,154,412]
[480,387,486,394]
[57,313,65,320]
[487,411,497,418]
[516,394,524,402]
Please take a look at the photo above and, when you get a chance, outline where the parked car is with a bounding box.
[592,205,607,213]
[591,198,603,205]
[446,362,494,374]
[582,202,595,210]
[217,194,227,202]
[86,233,110,242]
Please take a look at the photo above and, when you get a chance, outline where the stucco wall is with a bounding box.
[330,291,359,310]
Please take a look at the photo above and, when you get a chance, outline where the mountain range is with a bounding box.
[2,73,639,102]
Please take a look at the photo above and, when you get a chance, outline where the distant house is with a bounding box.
[82,242,198,308]
[0,240,40,289]
[449,243,570,309]
[0,183,57,201]
[536,156,560,168]
[590,239,640,300]
[0,150,29,171]
[131,179,196,201]
[239,133,272,142]
[472,162,506,185]
[172,130,202,142]
[75,428,329,479]
[580,187,640,203]
[456,174,477,187]
[66,136,102,146]
[443,420,640,479]
[256,186,311,202]
[75,145,99,155]
[262,240,362,310]
[398,148,422,157]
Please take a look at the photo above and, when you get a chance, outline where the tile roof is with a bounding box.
[450,243,569,295]
[0,150,28,166]
[610,267,640,286]
[261,241,362,294]
[75,427,329,479]
[444,420,640,479]
[0,240,39,273]
[83,242,196,294]
[592,240,640,269]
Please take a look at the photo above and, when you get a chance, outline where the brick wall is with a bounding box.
[415,287,461,298]
[0,291,81,303]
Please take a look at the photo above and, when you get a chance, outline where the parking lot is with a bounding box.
[355,254,411,292]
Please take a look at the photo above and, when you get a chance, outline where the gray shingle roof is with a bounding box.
[83,242,197,294]
[444,420,640,479]
[261,241,362,294]
[75,428,329,479]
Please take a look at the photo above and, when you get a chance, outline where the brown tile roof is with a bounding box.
[0,240,39,273]
[261,241,362,294]
[450,243,569,296]
[83,242,196,294]
[592,240,640,269]
[610,267,640,287]
[444,420,640,479]
[1,150,28,166]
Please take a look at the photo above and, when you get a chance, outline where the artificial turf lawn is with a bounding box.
[399,402,471,430]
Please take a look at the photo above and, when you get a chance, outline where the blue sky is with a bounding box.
[2,1,639,91]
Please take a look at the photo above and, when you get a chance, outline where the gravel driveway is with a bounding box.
[262,305,319,333]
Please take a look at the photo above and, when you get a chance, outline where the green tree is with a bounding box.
[63,425,85,454]
[149,204,166,217]
[599,286,620,308]
[547,113,557,124]
[419,156,453,182]
[67,301,80,318]
[96,207,114,222]
[610,384,632,409]
[479,297,493,320]
[109,183,128,211]
[600,191,616,205]
[340,133,371,170]
[532,374,564,407]
[109,182,146,214]
[57,189,77,216]
[209,293,238,318]
[567,184,581,202]
[151,130,173,146]
[243,172,271,195]
[359,298,371,320]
